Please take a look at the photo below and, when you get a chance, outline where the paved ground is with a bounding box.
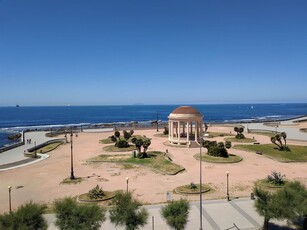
[0,132,54,171]
[242,116,307,141]
[45,198,289,230]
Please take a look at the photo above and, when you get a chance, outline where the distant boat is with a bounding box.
[251,106,254,109]
[16,104,20,107]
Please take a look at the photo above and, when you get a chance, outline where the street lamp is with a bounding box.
[126,177,129,193]
[275,123,279,134]
[34,141,37,158]
[226,172,230,201]
[8,186,12,213]
[156,112,159,132]
[199,137,203,230]
[70,129,75,180]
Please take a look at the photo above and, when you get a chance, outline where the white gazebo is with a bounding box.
[168,106,204,147]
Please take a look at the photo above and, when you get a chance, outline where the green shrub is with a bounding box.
[189,182,197,189]
[0,201,47,230]
[88,185,105,200]
[161,199,190,230]
[123,130,131,141]
[109,191,148,230]
[54,197,106,230]
[204,140,229,158]
[117,140,130,148]
[234,126,245,139]
[267,171,286,186]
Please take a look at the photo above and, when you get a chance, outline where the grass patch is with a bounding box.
[78,191,115,202]
[224,137,256,143]
[89,151,185,175]
[207,132,235,138]
[121,163,137,170]
[174,184,211,194]
[103,145,136,152]
[194,153,242,163]
[61,177,84,185]
[32,142,63,154]
[99,138,114,144]
[234,144,307,162]
[255,179,286,191]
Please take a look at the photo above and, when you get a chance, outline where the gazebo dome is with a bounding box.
[171,106,202,116]
[169,106,202,120]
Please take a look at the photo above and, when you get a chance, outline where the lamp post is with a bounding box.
[199,137,203,230]
[34,141,37,158]
[70,129,75,180]
[8,186,12,213]
[126,177,129,193]
[275,123,278,134]
[156,112,159,132]
[226,172,230,201]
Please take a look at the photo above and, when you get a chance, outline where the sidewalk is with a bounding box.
[45,198,289,230]
[0,131,55,171]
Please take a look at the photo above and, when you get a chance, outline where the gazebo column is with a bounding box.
[195,122,198,141]
[177,121,180,141]
[186,121,190,142]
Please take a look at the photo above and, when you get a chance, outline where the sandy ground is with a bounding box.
[0,124,306,212]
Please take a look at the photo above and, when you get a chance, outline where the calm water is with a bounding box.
[1,103,307,147]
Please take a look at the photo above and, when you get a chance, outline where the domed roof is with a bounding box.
[171,106,202,115]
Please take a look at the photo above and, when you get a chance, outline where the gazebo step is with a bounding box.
[189,141,201,148]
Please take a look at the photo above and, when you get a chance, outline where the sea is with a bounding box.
[1,103,307,148]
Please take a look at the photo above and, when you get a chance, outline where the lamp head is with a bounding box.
[126,177,129,182]
[8,186,12,190]
[226,171,229,175]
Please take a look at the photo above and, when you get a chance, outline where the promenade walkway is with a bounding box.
[45,198,289,230]
[243,116,307,141]
[0,132,54,171]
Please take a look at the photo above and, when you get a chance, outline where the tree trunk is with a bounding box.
[263,217,270,230]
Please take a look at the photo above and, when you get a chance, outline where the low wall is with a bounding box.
[0,141,24,153]
[27,139,65,153]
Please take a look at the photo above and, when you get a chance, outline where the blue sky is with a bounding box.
[1,0,306,106]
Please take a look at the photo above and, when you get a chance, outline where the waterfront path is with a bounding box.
[45,198,289,230]
[0,132,54,171]
[243,116,307,141]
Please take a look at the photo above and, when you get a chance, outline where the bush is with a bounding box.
[189,182,197,189]
[88,185,105,200]
[204,141,229,158]
[235,133,245,139]
[0,201,47,230]
[161,199,190,230]
[54,197,106,230]
[234,126,245,139]
[117,140,130,148]
[267,171,286,186]
[123,130,132,141]
[109,191,148,230]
